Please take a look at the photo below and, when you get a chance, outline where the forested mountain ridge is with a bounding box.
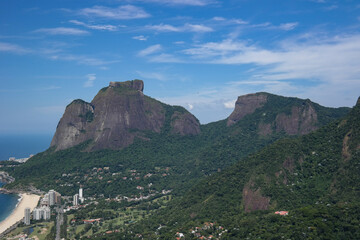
[128,97,360,239]
[5,83,350,201]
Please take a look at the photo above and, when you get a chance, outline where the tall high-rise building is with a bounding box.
[43,206,51,220]
[55,192,62,205]
[49,190,56,206]
[33,208,42,220]
[73,194,79,206]
[79,188,83,199]
[41,193,49,206]
[24,207,31,225]
[79,188,84,203]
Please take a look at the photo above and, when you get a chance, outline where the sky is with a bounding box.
[1,0,360,134]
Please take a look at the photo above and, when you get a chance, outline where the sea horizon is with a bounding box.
[0,134,52,161]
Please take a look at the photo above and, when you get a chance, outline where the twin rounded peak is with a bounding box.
[109,79,144,92]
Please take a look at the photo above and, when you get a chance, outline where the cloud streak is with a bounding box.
[79,5,150,19]
[84,74,96,87]
[145,23,213,32]
[138,44,162,56]
[0,42,31,54]
[34,27,89,35]
[69,20,120,31]
[183,34,360,85]
[125,0,216,6]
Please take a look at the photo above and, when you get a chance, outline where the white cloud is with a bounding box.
[187,103,194,110]
[79,5,150,19]
[138,44,162,56]
[34,27,89,35]
[278,22,299,31]
[0,42,30,54]
[212,16,226,21]
[126,0,216,6]
[84,74,96,87]
[223,99,236,109]
[146,24,181,32]
[184,24,213,32]
[145,23,213,32]
[69,20,119,31]
[182,34,360,100]
[133,35,148,41]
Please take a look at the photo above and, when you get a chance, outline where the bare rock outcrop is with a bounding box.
[227,92,323,136]
[51,80,200,151]
[275,101,318,135]
[171,111,201,136]
[227,93,268,126]
[242,184,270,212]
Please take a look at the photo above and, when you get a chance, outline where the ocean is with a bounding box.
[0,134,52,161]
[0,134,52,223]
[0,182,19,222]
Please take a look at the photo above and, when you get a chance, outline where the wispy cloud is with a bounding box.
[69,20,120,31]
[145,23,213,32]
[84,74,96,87]
[33,27,89,35]
[137,45,182,62]
[124,0,216,6]
[223,99,236,109]
[278,22,299,31]
[49,54,119,66]
[138,44,162,56]
[0,42,31,54]
[79,5,150,19]
[211,17,248,25]
[133,35,148,41]
[251,22,299,31]
[183,34,360,86]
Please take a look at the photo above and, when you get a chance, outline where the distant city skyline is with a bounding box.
[1,0,360,134]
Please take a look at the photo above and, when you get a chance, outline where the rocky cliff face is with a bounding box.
[227,92,325,136]
[51,80,200,151]
[227,93,268,126]
[275,101,318,135]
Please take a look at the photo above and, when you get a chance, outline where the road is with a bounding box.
[55,205,64,240]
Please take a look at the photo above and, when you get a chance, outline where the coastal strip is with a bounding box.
[0,193,40,236]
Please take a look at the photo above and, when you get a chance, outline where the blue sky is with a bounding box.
[1,0,360,134]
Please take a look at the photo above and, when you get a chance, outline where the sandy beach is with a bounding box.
[0,193,40,235]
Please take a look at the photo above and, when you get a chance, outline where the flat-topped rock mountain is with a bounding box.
[227,92,348,136]
[51,80,200,151]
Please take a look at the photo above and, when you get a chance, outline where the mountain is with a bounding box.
[4,84,350,200]
[131,97,360,239]
[51,80,200,151]
[227,92,348,135]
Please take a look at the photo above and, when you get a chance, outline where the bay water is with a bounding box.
[0,134,51,223]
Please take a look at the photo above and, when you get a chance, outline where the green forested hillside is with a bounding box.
[6,94,349,199]
[7,94,348,196]
[126,98,360,239]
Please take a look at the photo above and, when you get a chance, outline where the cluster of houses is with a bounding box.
[186,222,228,239]
[274,211,289,216]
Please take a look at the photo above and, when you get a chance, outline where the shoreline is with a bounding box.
[0,193,40,236]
